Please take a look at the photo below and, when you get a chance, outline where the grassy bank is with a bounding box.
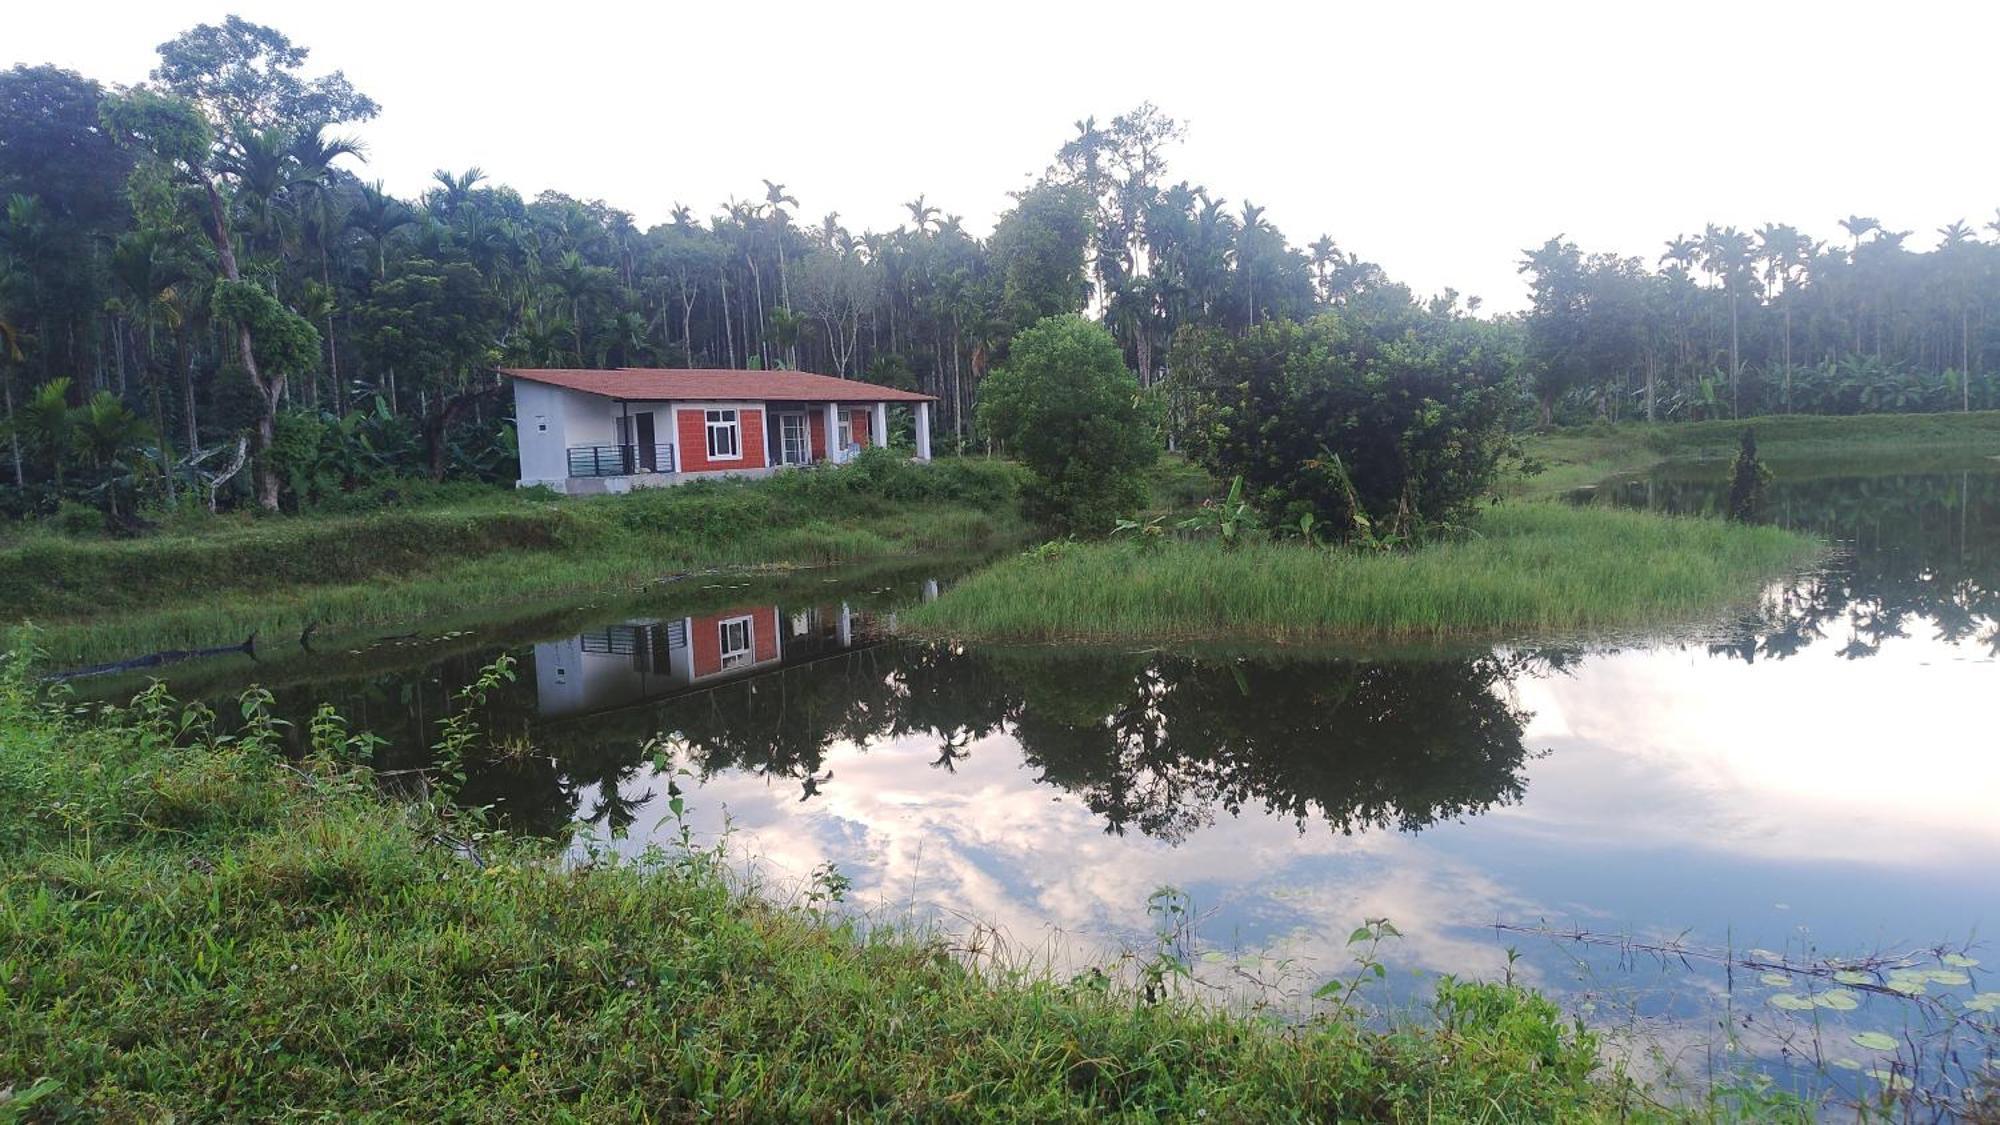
[5,454,1027,667]
[1516,410,2000,500]
[0,660,1734,1122]
[903,504,1822,646]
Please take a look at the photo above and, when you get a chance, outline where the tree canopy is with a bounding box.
[1168,293,1522,542]
[3,16,1997,521]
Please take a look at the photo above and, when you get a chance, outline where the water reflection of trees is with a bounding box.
[1003,652,1537,843]
[1604,469,2000,660]
[501,644,1541,845]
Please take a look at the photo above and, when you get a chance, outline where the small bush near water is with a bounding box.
[0,652,1747,1121]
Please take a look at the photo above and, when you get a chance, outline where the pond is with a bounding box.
[62,457,2000,1113]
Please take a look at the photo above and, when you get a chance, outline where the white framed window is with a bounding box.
[705,409,742,460]
[778,413,809,465]
[717,615,754,669]
[838,412,856,448]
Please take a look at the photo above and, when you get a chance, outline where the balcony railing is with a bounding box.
[567,443,677,478]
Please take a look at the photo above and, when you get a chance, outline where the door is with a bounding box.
[633,411,656,471]
[779,413,809,465]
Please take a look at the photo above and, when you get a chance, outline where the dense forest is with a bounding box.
[2,15,1997,519]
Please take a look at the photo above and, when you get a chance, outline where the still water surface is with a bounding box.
[74,458,2000,1109]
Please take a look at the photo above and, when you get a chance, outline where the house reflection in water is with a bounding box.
[533,601,879,718]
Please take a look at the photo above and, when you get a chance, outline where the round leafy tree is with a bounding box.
[977,314,1158,534]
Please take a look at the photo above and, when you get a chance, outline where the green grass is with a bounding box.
[1514,410,2000,500]
[6,455,1029,667]
[903,504,1823,646]
[0,659,1751,1122]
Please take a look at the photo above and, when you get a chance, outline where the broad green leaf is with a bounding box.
[1850,1031,1898,1051]
[1941,953,1979,968]
[1833,970,1873,986]
[1814,990,1860,1011]
[1965,992,2000,1013]
[1769,994,1815,1011]
[1758,972,1791,987]
[1922,969,1971,986]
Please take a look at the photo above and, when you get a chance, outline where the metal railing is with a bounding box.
[566,443,676,478]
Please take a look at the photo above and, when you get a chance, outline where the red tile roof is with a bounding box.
[502,367,935,403]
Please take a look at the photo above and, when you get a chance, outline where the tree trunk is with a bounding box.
[681,294,696,368]
[181,344,199,455]
[202,179,283,511]
[4,377,20,489]
[719,272,736,368]
[149,360,176,506]
[1644,348,1656,423]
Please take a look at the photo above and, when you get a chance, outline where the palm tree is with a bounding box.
[17,377,74,491]
[1756,223,1808,409]
[1308,235,1338,303]
[286,124,365,409]
[424,167,486,223]
[74,391,151,517]
[352,181,415,278]
[1936,221,1978,409]
[904,195,940,235]
[762,179,801,365]
[1839,214,1881,254]
[1698,224,1757,416]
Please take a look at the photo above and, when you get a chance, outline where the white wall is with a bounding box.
[562,387,617,447]
[513,380,569,485]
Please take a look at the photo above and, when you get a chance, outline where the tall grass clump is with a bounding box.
[0,647,1709,1121]
[903,504,1823,645]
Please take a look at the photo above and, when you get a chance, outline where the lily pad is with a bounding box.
[1884,971,1929,995]
[1922,969,1971,986]
[1850,1031,1899,1051]
[1759,972,1792,987]
[1830,1057,1862,1071]
[1769,993,1816,1011]
[1833,970,1873,986]
[1866,1068,1912,1092]
[1813,989,1861,1011]
[1942,953,1979,968]
[1965,992,2000,1013]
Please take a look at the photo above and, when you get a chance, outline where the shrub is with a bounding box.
[1167,297,1521,544]
[49,500,106,537]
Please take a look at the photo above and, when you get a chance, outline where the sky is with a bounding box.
[10,0,1999,313]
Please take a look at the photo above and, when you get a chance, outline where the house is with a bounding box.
[505,367,936,494]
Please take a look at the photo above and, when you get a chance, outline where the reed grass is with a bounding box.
[902,504,1823,646]
[0,659,1753,1121]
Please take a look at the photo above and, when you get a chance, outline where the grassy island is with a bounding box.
[901,502,1821,646]
[0,659,1735,1122]
[903,413,2000,648]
